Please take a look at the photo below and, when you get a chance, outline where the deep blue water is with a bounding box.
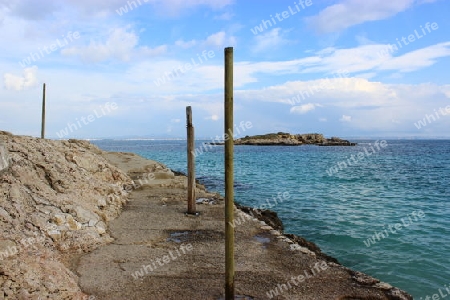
[92,139,450,298]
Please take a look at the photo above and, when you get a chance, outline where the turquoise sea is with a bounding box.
[92,139,450,299]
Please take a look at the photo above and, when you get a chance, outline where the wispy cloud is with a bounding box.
[62,27,141,63]
[290,103,318,114]
[340,115,352,122]
[204,31,236,48]
[253,28,290,53]
[379,42,450,72]
[307,0,426,33]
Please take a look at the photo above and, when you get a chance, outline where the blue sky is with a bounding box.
[1,0,449,139]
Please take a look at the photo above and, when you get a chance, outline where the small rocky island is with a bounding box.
[213,132,356,146]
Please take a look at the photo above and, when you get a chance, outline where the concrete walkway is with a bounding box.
[76,152,411,300]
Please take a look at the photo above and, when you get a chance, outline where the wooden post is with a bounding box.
[186,106,196,214]
[41,83,46,139]
[224,47,234,300]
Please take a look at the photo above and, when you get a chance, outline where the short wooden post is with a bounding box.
[186,106,196,214]
[224,47,234,300]
[41,83,46,139]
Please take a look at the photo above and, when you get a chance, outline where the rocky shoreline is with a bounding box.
[210,132,356,146]
[0,131,411,299]
[233,203,340,265]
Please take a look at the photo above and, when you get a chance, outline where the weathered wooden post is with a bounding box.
[224,47,234,300]
[41,83,46,139]
[186,106,196,214]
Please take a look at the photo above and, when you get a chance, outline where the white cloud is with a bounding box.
[205,114,219,121]
[62,27,148,63]
[11,0,234,18]
[356,72,377,79]
[145,0,233,16]
[3,66,38,91]
[299,42,450,75]
[355,34,376,46]
[232,56,321,87]
[379,42,450,72]
[214,12,234,20]
[0,11,4,26]
[0,0,60,20]
[290,103,317,114]
[253,28,289,53]
[174,31,235,50]
[319,118,327,122]
[59,26,167,63]
[175,39,197,49]
[124,59,222,94]
[307,0,416,33]
[204,31,236,48]
[140,45,168,56]
[239,77,397,108]
[339,115,352,122]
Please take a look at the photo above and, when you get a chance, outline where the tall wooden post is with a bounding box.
[186,106,196,214]
[41,83,46,139]
[224,47,234,300]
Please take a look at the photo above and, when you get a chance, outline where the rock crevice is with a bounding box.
[0,142,9,174]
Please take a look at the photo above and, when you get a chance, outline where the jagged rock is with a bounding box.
[0,240,18,259]
[97,196,107,208]
[0,131,132,298]
[236,204,284,231]
[153,170,175,179]
[52,214,66,226]
[0,207,11,222]
[30,214,50,230]
[72,154,99,172]
[66,215,82,231]
[95,221,107,235]
[0,142,9,173]
[74,206,99,224]
[8,184,21,201]
[47,229,62,241]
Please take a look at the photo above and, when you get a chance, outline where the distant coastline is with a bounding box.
[208,132,356,146]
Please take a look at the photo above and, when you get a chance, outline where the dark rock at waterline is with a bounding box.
[235,203,284,231]
[235,203,340,265]
[284,233,339,265]
[317,136,357,146]
[171,169,187,177]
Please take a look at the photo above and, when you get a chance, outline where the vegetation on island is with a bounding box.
[234,132,356,146]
